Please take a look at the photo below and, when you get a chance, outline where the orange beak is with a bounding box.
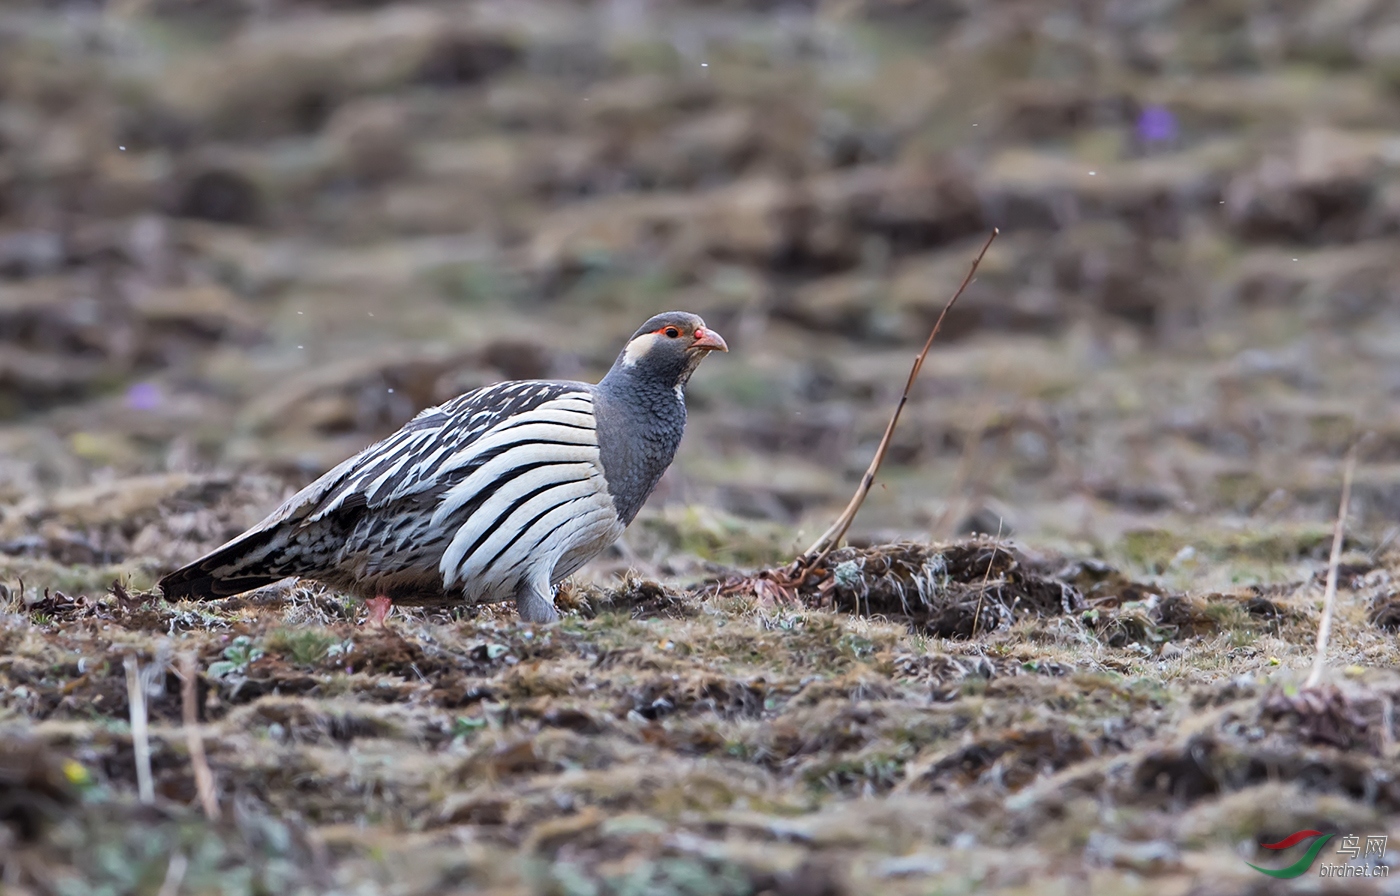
[691,326,729,352]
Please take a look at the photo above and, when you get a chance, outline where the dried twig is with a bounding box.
[124,655,155,804]
[1306,436,1366,688]
[970,521,1005,638]
[799,228,998,577]
[180,652,219,820]
[155,851,188,896]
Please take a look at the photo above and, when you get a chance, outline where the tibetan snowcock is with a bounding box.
[159,312,728,623]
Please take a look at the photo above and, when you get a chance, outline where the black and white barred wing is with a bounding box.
[424,389,623,595]
[160,381,623,600]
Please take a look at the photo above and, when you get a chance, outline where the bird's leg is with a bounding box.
[514,581,560,624]
[365,595,393,627]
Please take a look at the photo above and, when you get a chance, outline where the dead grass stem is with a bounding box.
[1305,436,1365,688]
[155,852,188,896]
[180,651,220,820]
[970,521,1005,638]
[124,655,155,805]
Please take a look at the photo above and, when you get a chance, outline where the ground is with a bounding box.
[2,1,1400,894]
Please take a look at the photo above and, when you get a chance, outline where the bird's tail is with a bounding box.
[158,529,286,601]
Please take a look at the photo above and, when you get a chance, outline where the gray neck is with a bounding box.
[593,367,687,525]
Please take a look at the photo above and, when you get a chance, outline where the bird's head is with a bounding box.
[609,311,728,390]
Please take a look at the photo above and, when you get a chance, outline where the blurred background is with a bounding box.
[3,0,1400,591]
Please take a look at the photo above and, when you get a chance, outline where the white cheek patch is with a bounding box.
[622,332,660,366]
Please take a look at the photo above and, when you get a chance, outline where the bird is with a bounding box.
[158,311,728,624]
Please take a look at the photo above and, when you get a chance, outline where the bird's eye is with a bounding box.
[663,327,680,338]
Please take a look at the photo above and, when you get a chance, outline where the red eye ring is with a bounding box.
[663,327,680,338]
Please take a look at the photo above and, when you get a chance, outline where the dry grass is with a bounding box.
[3,537,1398,895]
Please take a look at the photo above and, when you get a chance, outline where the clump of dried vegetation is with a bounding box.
[3,531,1398,894]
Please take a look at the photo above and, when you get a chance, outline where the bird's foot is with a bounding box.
[365,596,393,627]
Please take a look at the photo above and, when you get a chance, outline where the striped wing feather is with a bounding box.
[160,381,613,601]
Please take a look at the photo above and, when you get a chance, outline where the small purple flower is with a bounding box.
[124,382,162,411]
[1136,105,1177,144]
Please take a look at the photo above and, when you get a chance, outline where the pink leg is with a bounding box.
[365,596,393,627]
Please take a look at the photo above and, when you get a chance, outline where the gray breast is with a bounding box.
[592,381,687,526]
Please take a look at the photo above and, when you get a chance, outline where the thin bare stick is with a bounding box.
[155,852,188,896]
[970,520,1005,638]
[180,652,219,820]
[124,655,155,804]
[802,228,999,568]
[1305,438,1363,688]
